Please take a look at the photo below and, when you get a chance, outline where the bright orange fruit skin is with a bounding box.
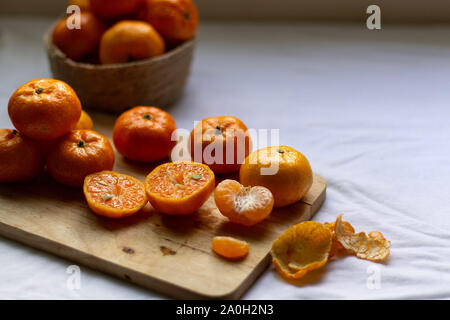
[90,0,141,19]
[145,161,215,215]
[52,11,105,61]
[84,170,147,218]
[143,0,198,44]
[212,236,249,260]
[68,0,91,11]
[113,106,176,162]
[46,130,115,187]
[190,116,252,174]
[214,179,274,226]
[74,110,94,130]
[0,129,44,183]
[240,146,313,207]
[8,79,82,141]
[99,21,165,64]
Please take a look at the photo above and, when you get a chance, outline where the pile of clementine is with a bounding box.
[54,0,198,64]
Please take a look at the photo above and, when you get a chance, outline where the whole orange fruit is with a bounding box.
[143,0,198,44]
[46,130,115,187]
[0,129,44,183]
[8,79,82,141]
[239,146,313,207]
[99,20,165,64]
[190,116,252,174]
[113,106,176,162]
[74,110,94,130]
[145,161,215,215]
[52,11,105,61]
[90,0,141,19]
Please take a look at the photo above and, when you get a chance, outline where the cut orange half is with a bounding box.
[144,161,215,215]
[83,170,147,218]
[212,236,249,259]
[214,179,274,226]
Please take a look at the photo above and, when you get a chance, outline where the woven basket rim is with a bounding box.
[43,24,196,71]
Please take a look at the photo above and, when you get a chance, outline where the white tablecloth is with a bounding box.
[1,16,450,299]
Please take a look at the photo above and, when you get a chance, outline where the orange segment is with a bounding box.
[212,236,249,260]
[214,179,274,226]
[271,221,332,280]
[84,171,147,218]
[145,161,215,215]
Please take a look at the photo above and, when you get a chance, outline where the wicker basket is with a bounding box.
[43,27,195,113]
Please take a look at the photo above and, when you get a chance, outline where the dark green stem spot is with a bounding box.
[12,129,18,135]
[77,140,86,148]
[184,12,190,20]
[278,149,285,154]
[215,125,222,135]
[143,114,152,120]
[35,88,43,94]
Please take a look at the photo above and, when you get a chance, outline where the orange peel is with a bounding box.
[334,214,390,262]
[271,221,332,280]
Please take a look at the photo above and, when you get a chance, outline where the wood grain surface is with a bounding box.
[0,111,326,299]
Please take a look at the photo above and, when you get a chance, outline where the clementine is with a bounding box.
[240,146,313,207]
[113,106,176,162]
[52,11,105,61]
[212,236,249,260]
[46,130,115,187]
[0,129,44,183]
[8,79,82,141]
[143,0,198,44]
[214,179,274,226]
[84,171,147,218]
[190,116,252,174]
[68,0,91,11]
[99,20,165,64]
[145,161,214,215]
[74,110,94,130]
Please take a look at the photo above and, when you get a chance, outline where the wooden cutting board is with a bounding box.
[0,111,326,299]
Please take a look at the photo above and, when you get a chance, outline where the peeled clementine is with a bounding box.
[8,79,82,141]
[145,161,215,215]
[212,236,249,260]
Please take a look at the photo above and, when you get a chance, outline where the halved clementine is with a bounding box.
[84,170,147,218]
[144,161,215,215]
[214,179,274,226]
[212,236,249,260]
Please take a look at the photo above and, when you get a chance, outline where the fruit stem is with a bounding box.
[77,140,86,148]
[143,114,152,120]
[35,88,43,94]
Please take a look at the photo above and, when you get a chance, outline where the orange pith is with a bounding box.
[214,179,274,226]
[212,236,249,260]
[84,171,147,218]
[145,161,215,215]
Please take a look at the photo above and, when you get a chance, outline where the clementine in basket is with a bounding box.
[113,106,176,162]
[0,129,44,183]
[8,79,82,141]
[145,161,214,215]
[271,221,332,280]
[84,171,147,218]
[214,179,274,226]
[143,0,198,44]
[212,236,249,260]
[52,11,105,61]
[46,130,114,187]
[190,116,252,174]
[240,146,313,207]
[99,21,165,64]
[90,0,141,19]
[68,0,91,11]
[74,110,94,130]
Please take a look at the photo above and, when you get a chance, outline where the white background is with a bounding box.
[1,16,450,299]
